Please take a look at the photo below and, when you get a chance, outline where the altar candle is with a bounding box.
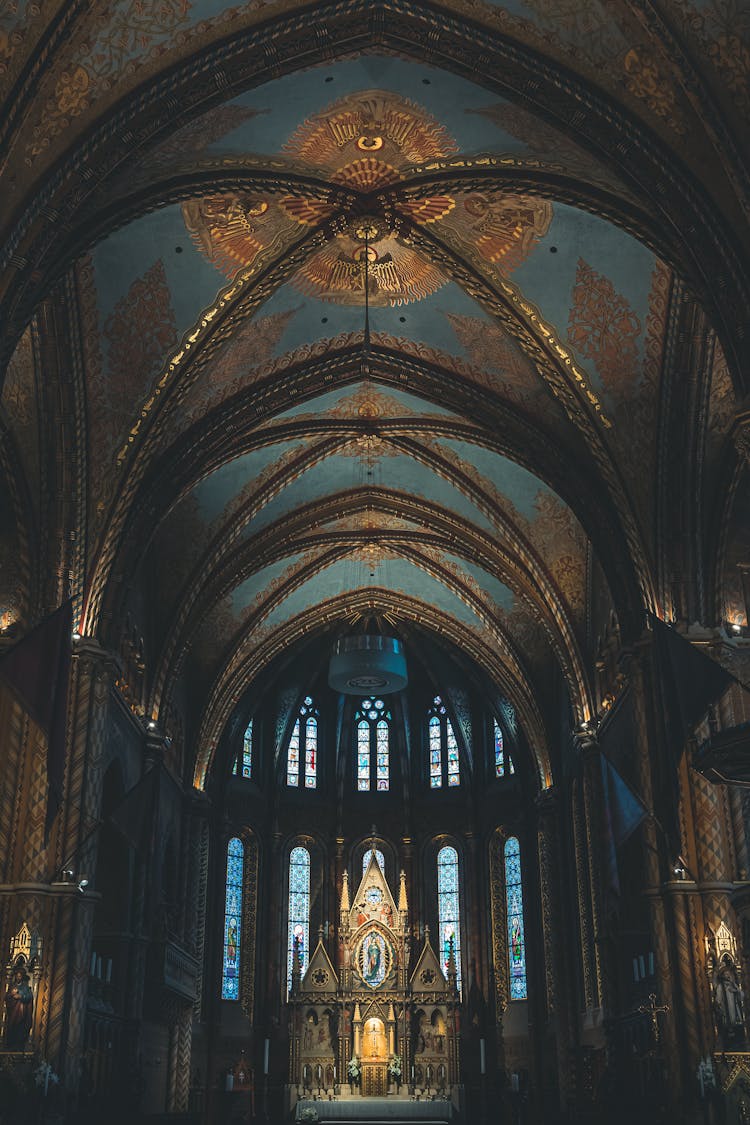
[264,1038,270,1075]
[225,1072,234,1092]
[480,1038,486,1075]
[639,955,646,979]
[633,957,639,982]
[648,952,654,976]
[90,952,97,976]
[106,959,112,983]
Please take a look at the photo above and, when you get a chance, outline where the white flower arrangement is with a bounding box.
[299,1108,319,1122]
[347,1055,361,1081]
[388,1054,402,1081]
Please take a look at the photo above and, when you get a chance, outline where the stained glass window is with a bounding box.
[429,715,442,788]
[363,848,385,876]
[305,716,317,789]
[287,697,319,788]
[494,719,514,777]
[354,699,391,792]
[287,846,310,991]
[504,836,527,999]
[376,720,389,791]
[222,837,243,1000]
[428,697,460,788]
[357,720,370,791]
[447,721,460,786]
[287,719,300,787]
[437,845,462,993]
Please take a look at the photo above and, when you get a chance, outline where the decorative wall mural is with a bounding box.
[567,258,642,392]
[182,91,552,306]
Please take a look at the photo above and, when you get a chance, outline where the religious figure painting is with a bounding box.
[358,930,389,988]
[4,965,33,1050]
[713,953,746,1045]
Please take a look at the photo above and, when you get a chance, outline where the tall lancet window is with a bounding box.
[287,846,311,991]
[504,836,527,999]
[233,718,253,778]
[437,845,462,993]
[494,719,514,778]
[287,696,319,788]
[428,696,460,788]
[222,837,243,999]
[354,698,391,791]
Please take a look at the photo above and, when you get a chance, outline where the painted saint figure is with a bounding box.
[5,967,33,1050]
[365,935,381,982]
[226,921,238,966]
[713,954,745,1039]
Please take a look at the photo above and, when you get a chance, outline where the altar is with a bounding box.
[294,1097,456,1122]
[287,851,461,1117]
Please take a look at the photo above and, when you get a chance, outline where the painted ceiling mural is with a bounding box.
[1,0,736,200]
[0,10,745,790]
[181,89,553,306]
[66,69,684,761]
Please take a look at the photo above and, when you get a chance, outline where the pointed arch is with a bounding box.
[222,837,243,1000]
[287,845,311,992]
[504,836,527,1000]
[437,844,462,993]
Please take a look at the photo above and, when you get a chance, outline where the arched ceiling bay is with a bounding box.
[71,68,674,780]
[1,9,746,792]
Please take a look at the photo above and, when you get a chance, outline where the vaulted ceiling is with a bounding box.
[0,1,747,789]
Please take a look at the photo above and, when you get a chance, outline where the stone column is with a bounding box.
[626,643,682,1099]
[536,786,573,1113]
[575,728,612,1021]
[45,638,118,1092]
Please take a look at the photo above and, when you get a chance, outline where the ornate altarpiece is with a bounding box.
[287,851,460,1104]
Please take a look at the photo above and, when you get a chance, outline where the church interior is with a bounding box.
[0,2,749,1123]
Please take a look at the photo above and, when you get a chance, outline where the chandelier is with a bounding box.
[328,636,407,695]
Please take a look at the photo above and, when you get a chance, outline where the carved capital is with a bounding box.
[573,724,600,757]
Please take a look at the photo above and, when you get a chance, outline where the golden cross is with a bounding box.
[638,993,670,1043]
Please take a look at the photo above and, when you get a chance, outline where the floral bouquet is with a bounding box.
[299,1108,319,1122]
[347,1056,361,1083]
[388,1054,402,1083]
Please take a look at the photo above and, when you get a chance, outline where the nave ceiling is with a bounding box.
[0,1,748,793]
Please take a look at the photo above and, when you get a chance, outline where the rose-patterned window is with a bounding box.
[221,837,243,1000]
[233,718,253,778]
[494,718,514,778]
[427,696,460,788]
[504,836,527,999]
[437,844,462,993]
[287,846,311,992]
[287,697,319,788]
[354,699,391,791]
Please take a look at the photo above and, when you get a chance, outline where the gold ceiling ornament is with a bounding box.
[182,93,552,301]
[181,193,332,278]
[293,236,446,306]
[283,91,458,167]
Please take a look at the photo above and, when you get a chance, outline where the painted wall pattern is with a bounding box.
[567,258,643,395]
[1,327,40,523]
[669,0,750,116]
[79,254,177,529]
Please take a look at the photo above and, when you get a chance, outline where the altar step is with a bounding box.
[294,1096,457,1122]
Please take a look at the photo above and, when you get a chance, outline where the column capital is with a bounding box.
[573,723,600,757]
[535,785,558,814]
